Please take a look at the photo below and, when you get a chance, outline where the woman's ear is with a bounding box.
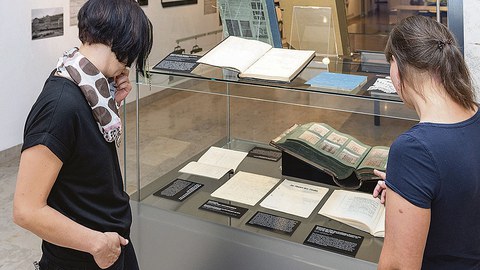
[389,55,402,97]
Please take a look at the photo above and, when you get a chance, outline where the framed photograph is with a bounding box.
[138,0,148,6]
[161,0,197,8]
[32,7,64,40]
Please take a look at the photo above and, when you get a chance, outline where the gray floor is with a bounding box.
[0,156,42,270]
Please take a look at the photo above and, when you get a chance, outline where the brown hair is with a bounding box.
[385,15,476,110]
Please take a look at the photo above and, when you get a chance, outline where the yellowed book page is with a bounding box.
[240,48,315,81]
[373,207,385,237]
[179,161,231,180]
[211,171,280,206]
[196,146,248,172]
[319,190,384,236]
[197,36,272,73]
[179,146,248,179]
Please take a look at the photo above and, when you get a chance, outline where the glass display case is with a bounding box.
[124,55,418,270]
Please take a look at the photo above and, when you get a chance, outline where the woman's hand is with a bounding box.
[373,169,387,204]
[114,69,132,105]
[91,232,129,269]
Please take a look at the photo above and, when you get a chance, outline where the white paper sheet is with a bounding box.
[260,179,329,218]
[367,77,396,94]
[179,162,232,180]
[211,171,280,206]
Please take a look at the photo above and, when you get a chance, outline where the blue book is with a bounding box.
[306,72,368,91]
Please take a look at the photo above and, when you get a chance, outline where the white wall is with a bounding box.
[464,0,480,101]
[0,0,221,152]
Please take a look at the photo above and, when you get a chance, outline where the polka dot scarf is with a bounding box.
[56,47,122,146]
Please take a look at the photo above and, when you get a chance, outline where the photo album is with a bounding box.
[271,122,389,181]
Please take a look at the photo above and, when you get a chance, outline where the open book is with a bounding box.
[270,122,389,182]
[179,147,248,179]
[319,190,385,237]
[197,36,315,82]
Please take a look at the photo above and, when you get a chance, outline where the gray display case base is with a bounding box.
[130,201,378,270]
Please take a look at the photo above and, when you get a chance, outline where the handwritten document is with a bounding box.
[211,171,280,206]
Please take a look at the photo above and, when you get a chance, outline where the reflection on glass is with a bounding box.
[289,6,336,56]
[345,0,447,53]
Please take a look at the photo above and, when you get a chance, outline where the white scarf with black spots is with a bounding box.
[56,47,122,146]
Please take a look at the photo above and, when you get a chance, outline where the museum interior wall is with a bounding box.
[1,0,478,153]
[0,0,221,153]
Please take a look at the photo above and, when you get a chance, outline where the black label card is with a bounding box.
[153,179,203,201]
[153,53,201,73]
[199,200,248,219]
[304,225,364,257]
[246,211,300,236]
[247,146,282,162]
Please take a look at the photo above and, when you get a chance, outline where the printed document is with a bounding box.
[260,179,329,218]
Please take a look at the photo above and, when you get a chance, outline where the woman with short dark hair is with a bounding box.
[373,15,480,269]
[13,0,152,269]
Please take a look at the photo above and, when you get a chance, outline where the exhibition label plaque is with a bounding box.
[153,53,201,73]
[304,225,364,257]
[153,179,203,201]
[247,211,300,236]
[199,200,248,218]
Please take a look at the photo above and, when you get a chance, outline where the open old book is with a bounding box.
[179,147,248,179]
[197,36,315,82]
[271,123,389,183]
[319,190,385,237]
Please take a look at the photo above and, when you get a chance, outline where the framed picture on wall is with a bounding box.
[32,7,64,40]
[138,0,148,6]
[161,0,197,8]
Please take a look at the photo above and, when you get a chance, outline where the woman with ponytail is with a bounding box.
[372,15,480,269]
